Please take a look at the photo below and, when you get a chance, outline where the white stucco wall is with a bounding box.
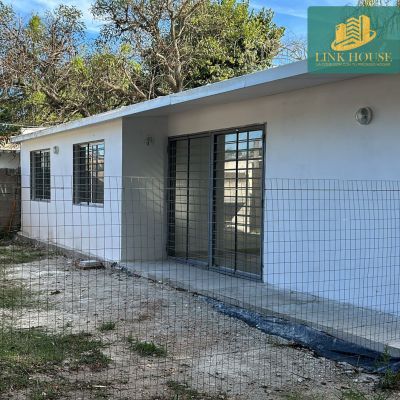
[0,151,19,169]
[20,119,123,261]
[167,74,400,315]
[121,116,168,262]
[17,73,400,315]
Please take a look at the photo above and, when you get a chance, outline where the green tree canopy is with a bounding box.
[0,0,284,132]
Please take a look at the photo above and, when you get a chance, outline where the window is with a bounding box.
[73,141,104,205]
[30,149,51,201]
[168,126,264,278]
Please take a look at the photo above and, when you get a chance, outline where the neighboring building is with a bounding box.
[0,142,20,234]
[0,142,20,170]
[11,60,400,315]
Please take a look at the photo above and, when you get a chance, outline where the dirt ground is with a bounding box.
[2,247,399,400]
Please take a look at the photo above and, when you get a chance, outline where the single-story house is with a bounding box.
[11,60,400,316]
[0,142,20,170]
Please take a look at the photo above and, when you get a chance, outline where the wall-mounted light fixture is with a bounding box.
[355,107,373,125]
[53,145,59,154]
[145,136,153,146]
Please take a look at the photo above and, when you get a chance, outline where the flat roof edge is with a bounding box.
[11,60,312,143]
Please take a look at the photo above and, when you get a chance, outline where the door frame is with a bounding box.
[167,123,266,281]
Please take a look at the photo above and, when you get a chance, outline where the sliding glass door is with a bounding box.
[168,135,210,264]
[213,129,263,276]
[168,126,264,278]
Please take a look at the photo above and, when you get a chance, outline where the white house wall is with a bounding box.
[20,119,123,261]
[167,74,400,315]
[121,116,168,262]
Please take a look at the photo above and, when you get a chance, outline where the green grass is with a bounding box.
[378,369,400,391]
[0,244,50,265]
[338,389,388,400]
[0,328,111,396]
[374,346,400,391]
[98,321,116,332]
[0,280,35,309]
[166,381,228,400]
[0,243,51,310]
[127,336,167,357]
[282,393,323,400]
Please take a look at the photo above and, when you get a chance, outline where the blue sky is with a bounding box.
[6,0,358,38]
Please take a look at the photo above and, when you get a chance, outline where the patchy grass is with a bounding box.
[0,243,50,310]
[29,380,66,400]
[26,378,111,400]
[0,280,36,309]
[97,321,116,332]
[338,389,389,400]
[0,328,111,396]
[127,335,167,357]
[282,393,324,400]
[0,244,49,265]
[282,389,388,400]
[166,381,228,400]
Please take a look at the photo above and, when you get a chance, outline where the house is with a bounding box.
[11,60,400,316]
[0,142,19,170]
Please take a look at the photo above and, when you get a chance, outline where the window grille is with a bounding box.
[73,141,104,205]
[30,149,50,201]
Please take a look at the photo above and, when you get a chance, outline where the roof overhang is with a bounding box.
[12,60,362,143]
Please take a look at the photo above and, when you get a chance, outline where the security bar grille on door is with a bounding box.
[167,126,264,279]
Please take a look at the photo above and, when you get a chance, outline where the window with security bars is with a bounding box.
[73,141,104,205]
[30,149,50,201]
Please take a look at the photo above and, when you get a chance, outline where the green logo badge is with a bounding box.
[308,6,400,73]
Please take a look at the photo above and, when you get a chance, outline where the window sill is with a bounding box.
[73,202,104,209]
[30,198,51,203]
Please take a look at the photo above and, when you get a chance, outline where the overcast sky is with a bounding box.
[6,0,358,37]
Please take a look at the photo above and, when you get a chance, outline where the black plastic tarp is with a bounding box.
[203,297,400,373]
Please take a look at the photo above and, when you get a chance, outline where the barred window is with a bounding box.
[30,149,51,201]
[73,141,104,205]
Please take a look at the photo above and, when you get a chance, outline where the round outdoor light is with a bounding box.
[53,145,59,154]
[355,107,373,125]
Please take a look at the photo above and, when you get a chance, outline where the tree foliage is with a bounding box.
[0,0,284,130]
[93,0,284,95]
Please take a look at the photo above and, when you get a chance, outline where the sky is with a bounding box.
[6,0,359,38]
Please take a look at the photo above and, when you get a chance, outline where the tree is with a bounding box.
[275,34,307,65]
[0,3,86,126]
[0,2,149,128]
[92,0,284,95]
[0,0,284,130]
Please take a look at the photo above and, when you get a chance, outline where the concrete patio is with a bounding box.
[123,260,400,358]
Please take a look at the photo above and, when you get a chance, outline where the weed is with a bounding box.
[166,381,228,400]
[338,388,388,400]
[375,346,400,391]
[282,393,323,400]
[378,369,400,391]
[77,348,111,370]
[29,380,65,400]
[127,336,167,357]
[98,321,116,332]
